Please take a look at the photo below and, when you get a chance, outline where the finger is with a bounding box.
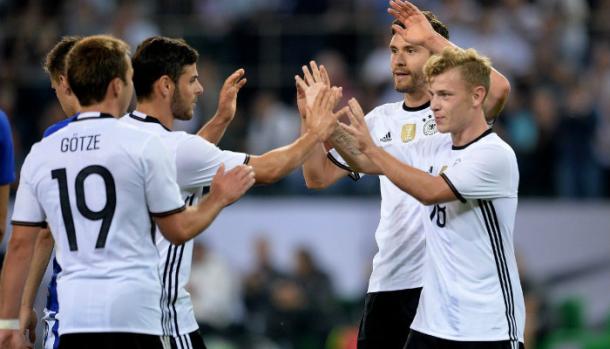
[302,64,315,85]
[340,123,359,137]
[226,68,245,84]
[319,65,331,86]
[333,106,350,120]
[391,24,407,37]
[235,77,247,90]
[346,109,360,127]
[310,60,322,83]
[348,98,366,119]
[295,75,308,93]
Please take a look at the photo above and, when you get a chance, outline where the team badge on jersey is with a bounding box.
[401,124,416,143]
[422,115,437,136]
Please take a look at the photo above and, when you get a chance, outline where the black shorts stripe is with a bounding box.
[440,173,466,203]
[479,199,518,343]
[11,220,48,228]
[171,244,185,336]
[326,153,360,181]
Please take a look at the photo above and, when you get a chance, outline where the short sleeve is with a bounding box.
[0,111,15,185]
[441,144,516,201]
[175,135,247,190]
[141,135,186,216]
[11,154,46,227]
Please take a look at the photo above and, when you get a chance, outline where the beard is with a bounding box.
[171,86,194,121]
[394,70,426,94]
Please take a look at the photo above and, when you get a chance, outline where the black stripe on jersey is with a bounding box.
[129,112,171,132]
[10,220,48,228]
[151,204,186,217]
[326,153,360,181]
[164,245,179,335]
[479,199,518,343]
[161,245,176,335]
[171,244,186,336]
[452,128,493,150]
[402,101,430,112]
[243,154,251,165]
[440,173,466,203]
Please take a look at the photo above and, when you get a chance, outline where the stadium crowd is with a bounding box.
[1,0,609,197]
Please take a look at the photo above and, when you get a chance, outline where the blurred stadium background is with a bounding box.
[1,0,610,348]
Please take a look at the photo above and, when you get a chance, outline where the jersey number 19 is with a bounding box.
[51,165,116,251]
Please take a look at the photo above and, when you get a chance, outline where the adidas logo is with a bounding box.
[380,131,392,142]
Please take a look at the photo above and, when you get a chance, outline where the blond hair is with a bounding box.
[424,47,491,94]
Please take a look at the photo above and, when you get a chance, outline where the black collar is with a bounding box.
[73,112,115,122]
[402,101,430,112]
[129,111,171,132]
[452,128,493,150]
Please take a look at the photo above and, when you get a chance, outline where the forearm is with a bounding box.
[196,114,232,145]
[364,146,449,205]
[0,185,9,243]
[156,196,225,245]
[330,127,380,174]
[425,33,510,119]
[0,230,37,318]
[250,131,319,185]
[21,230,54,310]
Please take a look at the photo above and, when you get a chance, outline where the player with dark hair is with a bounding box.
[125,35,344,349]
[0,35,255,349]
[342,45,524,349]
[300,2,511,348]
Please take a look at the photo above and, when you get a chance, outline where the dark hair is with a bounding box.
[66,35,131,106]
[131,36,199,101]
[43,36,82,82]
[391,11,449,39]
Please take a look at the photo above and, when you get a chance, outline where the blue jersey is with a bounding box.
[42,115,76,349]
[0,109,15,185]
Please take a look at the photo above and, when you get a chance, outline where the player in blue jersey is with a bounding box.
[0,108,16,244]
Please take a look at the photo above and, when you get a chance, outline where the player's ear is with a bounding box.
[156,75,174,99]
[472,85,486,108]
[110,77,124,98]
[59,75,73,96]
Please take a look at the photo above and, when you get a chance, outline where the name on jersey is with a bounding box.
[61,134,101,153]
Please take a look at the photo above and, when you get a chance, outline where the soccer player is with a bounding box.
[299,2,510,348]
[0,35,255,349]
[0,108,15,244]
[123,36,343,349]
[18,35,250,349]
[342,46,524,349]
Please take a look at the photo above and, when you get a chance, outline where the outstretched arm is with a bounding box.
[340,100,456,205]
[0,225,39,349]
[19,229,54,345]
[388,0,510,119]
[249,85,344,185]
[197,69,247,144]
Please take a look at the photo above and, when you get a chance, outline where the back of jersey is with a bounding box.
[12,112,185,335]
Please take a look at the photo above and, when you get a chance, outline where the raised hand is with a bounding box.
[305,86,348,142]
[387,0,436,46]
[214,68,247,123]
[209,164,255,207]
[295,60,332,117]
[339,98,376,154]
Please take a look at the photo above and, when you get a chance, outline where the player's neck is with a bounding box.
[450,113,489,148]
[403,89,430,109]
[79,100,122,118]
[136,100,174,130]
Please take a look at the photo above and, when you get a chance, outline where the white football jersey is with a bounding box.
[404,130,525,344]
[11,112,185,335]
[328,101,437,292]
[121,111,248,338]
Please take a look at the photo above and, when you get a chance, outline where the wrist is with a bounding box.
[0,319,19,330]
[425,32,449,54]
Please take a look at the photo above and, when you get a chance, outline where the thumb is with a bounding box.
[215,163,225,176]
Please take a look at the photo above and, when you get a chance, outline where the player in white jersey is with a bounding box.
[126,36,343,349]
[18,36,250,349]
[299,2,511,348]
[0,35,255,349]
[341,45,524,349]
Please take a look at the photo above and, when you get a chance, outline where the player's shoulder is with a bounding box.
[477,132,516,157]
[43,115,77,138]
[0,109,9,130]
[366,100,404,120]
